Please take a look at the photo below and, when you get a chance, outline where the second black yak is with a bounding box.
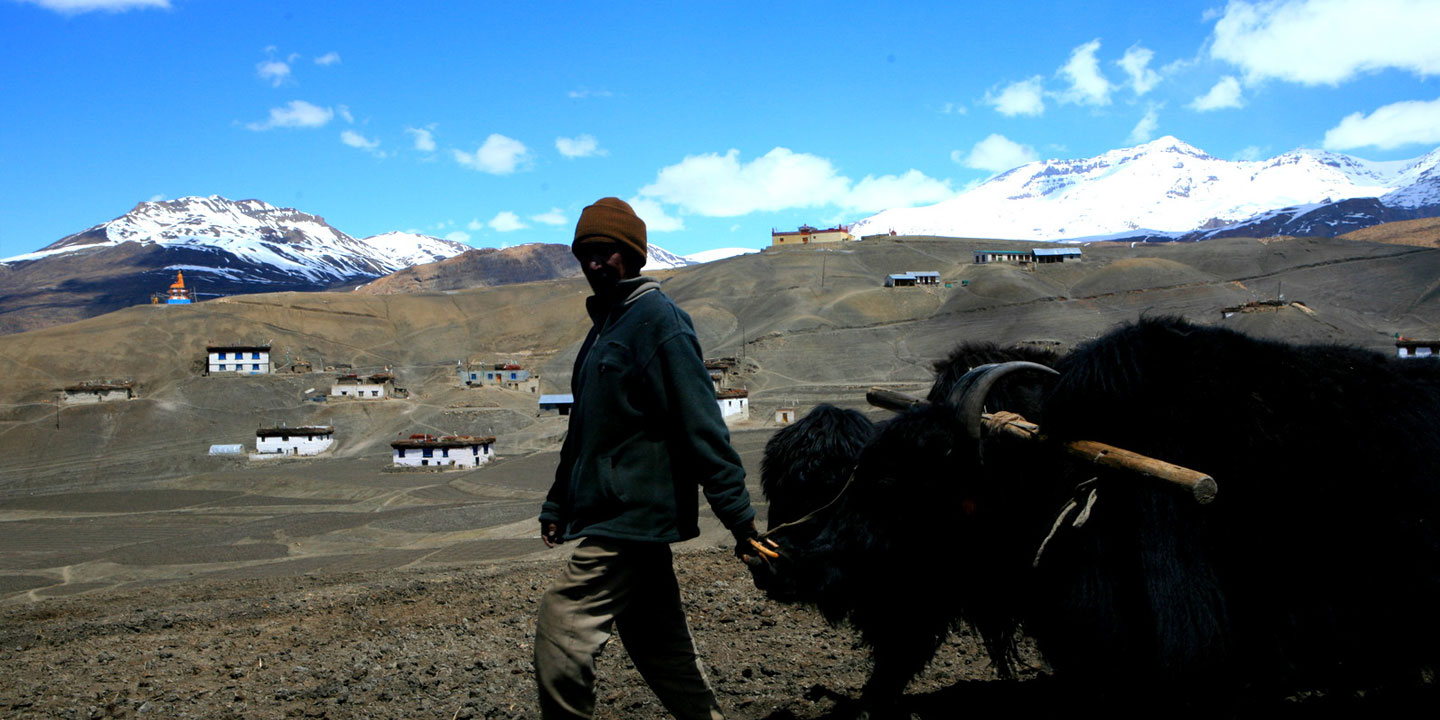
[753,316,1440,714]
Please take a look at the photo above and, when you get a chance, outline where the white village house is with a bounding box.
[884,271,940,287]
[391,434,496,468]
[717,388,750,422]
[254,426,335,456]
[1397,339,1440,359]
[332,372,395,399]
[207,345,271,375]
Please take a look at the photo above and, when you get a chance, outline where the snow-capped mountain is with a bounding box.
[684,247,759,264]
[646,244,695,269]
[3,196,471,284]
[850,137,1440,242]
[354,231,478,271]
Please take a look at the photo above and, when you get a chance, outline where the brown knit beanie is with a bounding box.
[573,197,647,268]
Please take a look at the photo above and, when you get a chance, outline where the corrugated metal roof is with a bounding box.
[539,394,574,404]
[1033,248,1083,256]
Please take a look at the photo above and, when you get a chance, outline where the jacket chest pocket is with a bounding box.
[594,341,634,379]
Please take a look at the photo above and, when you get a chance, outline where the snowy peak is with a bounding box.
[1128,135,1213,160]
[851,138,1439,242]
[645,244,693,270]
[8,196,472,284]
[359,231,473,269]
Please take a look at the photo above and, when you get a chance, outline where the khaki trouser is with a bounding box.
[534,537,724,720]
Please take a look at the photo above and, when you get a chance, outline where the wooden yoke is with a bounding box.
[865,387,1217,505]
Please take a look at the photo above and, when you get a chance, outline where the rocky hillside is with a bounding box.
[356,244,583,295]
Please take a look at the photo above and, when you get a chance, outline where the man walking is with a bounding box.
[534,197,758,719]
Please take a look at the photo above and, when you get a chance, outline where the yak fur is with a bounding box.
[754,316,1440,713]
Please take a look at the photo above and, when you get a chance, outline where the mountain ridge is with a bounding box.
[851,136,1440,242]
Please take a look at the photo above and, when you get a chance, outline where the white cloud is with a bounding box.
[640,148,848,216]
[406,127,437,152]
[846,171,955,212]
[985,77,1046,117]
[341,130,381,154]
[453,134,531,174]
[639,147,953,217]
[444,231,471,244]
[1057,39,1112,106]
[1118,45,1162,95]
[148,193,166,202]
[337,105,354,124]
[1323,95,1440,150]
[531,208,568,226]
[488,211,528,232]
[1127,105,1161,144]
[556,134,607,158]
[245,100,334,131]
[568,89,615,99]
[627,197,685,232]
[954,134,1039,173]
[1210,0,1440,86]
[16,0,167,13]
[256,60,291,87]
[1189,76,1244,111]
[314,52,341,66]
[940,102,968,115]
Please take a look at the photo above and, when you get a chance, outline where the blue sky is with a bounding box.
[2,0,1438,259]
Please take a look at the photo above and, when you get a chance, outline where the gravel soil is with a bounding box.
[0,548,1031,720]
[3,548,1433,720]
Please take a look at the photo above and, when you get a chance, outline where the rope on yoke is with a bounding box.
[1033,478,1099,569]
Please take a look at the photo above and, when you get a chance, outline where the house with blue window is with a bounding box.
[484,363,530,383]
[206,345,271,375]
[390,434,497,469]
[480,363,540,393]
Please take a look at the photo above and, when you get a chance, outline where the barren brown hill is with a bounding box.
[356,243,581,295]
[3,233,1440,601]
[1340,216,1440,247]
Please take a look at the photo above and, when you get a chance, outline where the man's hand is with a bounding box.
[730,519,780,565]
[541,521,563,548]
[730,519,758,558]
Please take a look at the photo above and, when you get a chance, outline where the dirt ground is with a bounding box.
[5,547,1433,720]
[6,237,1440,718]
[0,547,1016,720]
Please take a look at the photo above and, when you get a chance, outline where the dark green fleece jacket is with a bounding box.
[540,277,755,543]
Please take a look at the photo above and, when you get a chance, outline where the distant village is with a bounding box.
[63,270,786,472]
[59,246,1438,473]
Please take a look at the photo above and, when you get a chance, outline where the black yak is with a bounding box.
[752,316,1440,715]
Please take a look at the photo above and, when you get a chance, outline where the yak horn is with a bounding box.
[946,361,1059,440]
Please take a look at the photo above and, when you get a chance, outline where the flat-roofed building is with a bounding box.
[539,394,575,415]
[717,388,750,422]
[332,372,395,399]
[207,345,271,375]
[391,434,497,468]
[771,224,854,246]
[1397,339,1440,359]
[255,426,335,456]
